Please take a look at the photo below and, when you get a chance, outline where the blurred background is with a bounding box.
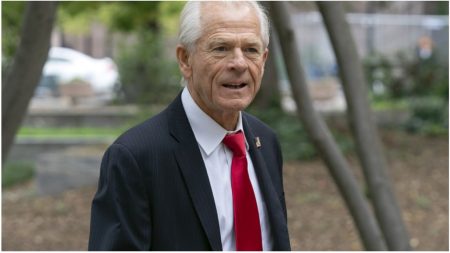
[2,1,448,250]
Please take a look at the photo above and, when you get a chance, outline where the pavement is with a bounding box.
[35,146,105,196]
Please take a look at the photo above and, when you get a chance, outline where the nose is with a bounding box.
[228,48,248,73]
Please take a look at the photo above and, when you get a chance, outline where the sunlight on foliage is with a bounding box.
[159,1,185,36]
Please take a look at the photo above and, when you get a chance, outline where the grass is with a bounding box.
[371,98,409,111]
[2,161,35,188]
[17,105,163,139]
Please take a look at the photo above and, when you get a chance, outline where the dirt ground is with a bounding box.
[2,130,448,250]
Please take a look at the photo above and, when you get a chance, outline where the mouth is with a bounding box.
[222,83,247,89]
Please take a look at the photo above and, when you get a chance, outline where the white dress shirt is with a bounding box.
[181,88,273,251]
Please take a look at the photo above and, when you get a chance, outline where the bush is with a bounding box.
[364,49,448,100]
[2,2,26,79]
[364,48,448,136]
[116,31,181,105]
[2,161,35,188]
[404,96,448,135]
[248,106,353,161]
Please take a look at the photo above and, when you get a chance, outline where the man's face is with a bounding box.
[179,2,268,120]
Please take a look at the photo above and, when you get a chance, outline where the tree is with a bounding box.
[268,2,386,250]
[317,2,411,250]
[254,26,281,109]
[2,2,58,163]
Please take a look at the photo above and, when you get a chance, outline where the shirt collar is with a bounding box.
[181,87,249,156]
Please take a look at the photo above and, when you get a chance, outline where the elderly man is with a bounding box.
[88,1,290,251]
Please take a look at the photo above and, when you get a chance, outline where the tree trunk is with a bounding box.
[254,27,281,109]
[269,2,386,250]
[2,2,58,163]
[253,1,281,109]
[317,2,411,250]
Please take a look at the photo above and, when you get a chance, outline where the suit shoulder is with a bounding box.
[114,108,170,152]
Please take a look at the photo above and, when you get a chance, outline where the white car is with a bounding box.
[39,47,120,98]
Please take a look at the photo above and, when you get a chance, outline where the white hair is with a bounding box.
[178,1,270,53]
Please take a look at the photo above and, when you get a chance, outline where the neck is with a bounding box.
[211,111,239,131]
[198,103,240,131]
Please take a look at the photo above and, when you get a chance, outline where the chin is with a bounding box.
[222,101,250,112]
[215,96,253,112]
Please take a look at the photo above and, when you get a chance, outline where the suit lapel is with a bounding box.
[168,94,222,251]
[243,115,291,250]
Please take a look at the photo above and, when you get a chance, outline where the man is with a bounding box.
[89,1,290,251]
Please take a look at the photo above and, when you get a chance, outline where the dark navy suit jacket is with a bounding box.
[88,93,291,250]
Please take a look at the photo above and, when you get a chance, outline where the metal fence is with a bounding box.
[291,12,449,77]
[276,12,448,112]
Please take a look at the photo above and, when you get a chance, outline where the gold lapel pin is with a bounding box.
[255,137,261,148]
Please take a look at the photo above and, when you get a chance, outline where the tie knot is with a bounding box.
[223,131,246,157]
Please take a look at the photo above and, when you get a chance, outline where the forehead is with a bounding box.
[199,2,262,41]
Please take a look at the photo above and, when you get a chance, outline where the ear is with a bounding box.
[176,45,192,79]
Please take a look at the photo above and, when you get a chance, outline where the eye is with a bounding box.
[244,47,259,53]
[213,46,227,52]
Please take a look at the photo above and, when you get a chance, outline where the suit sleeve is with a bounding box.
[88,143,151,250]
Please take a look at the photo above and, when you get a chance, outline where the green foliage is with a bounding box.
[364,48,448,136]
[57,2,160,35]
[116,31,181,104]
[247,107,314,160]
[371,98,409,111]
[404,96,448,135]
[2,1,25,75]
[97,2,161,32]
[57,2,102,35]
[158,1,185,36]
[58,2,184,35]
[434,1,449,15]
[247,106,354,161]
[364,50,448,100]
[2,161,35,188]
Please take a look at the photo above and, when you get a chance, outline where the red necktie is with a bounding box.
[223,131,263,251]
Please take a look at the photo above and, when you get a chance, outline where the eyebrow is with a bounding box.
[208,37,263,47]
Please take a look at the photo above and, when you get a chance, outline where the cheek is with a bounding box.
[199,56,220,79]
[250,61,265,85]
[206,61,225,87]
[196,58,223,101]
